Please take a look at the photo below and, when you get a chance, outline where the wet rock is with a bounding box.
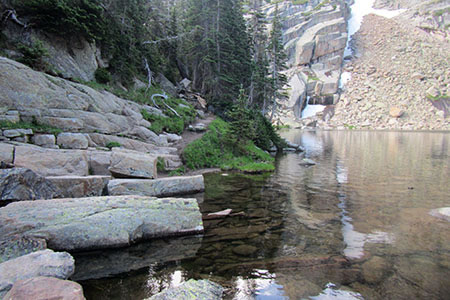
[108,175,204,197]
[147,279,223,300]
[0,196,203,251]
[14,145,89,176]
[72,235,202,281]
[0,249,75,298]
[109,148,157,179]
[46,175,110,198]
[56,133,89,149]
[232,245,258,256]
[300,158,317,166]
[0,168,62,201]
[3,276,85,300]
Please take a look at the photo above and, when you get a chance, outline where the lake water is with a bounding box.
[75,130,450,299]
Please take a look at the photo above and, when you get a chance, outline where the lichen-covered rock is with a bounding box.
[57,133,89,149]
[109,148,158,179]
[0,168,62,201]
[46,175,110,198]
[0,249,75,298]
[3,276,85,300]
[147,279,223,300]
[0,236,47,264]
[14,144,89,176]
[108,175,204,197]
[0,196,203,251]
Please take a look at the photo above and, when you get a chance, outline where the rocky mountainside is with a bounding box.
[263,0,350,124]
[327,12,449,130]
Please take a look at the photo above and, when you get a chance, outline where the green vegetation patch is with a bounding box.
[0,120,62,135]
[183,119,275,173]
[106,141,122,149]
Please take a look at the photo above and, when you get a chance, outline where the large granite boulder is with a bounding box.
[0,168,62,201]
[46,175,110,198]
[108,175,205,197]
[147,279,223,300]
[87,150,112,176]
[3,276,85,300]
[0,196,203,251]
[87,133,175,153]
[109,148,158,179]
[14,144,89,176]
[0,249,75,298]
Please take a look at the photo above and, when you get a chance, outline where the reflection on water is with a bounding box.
[77,131,450,300]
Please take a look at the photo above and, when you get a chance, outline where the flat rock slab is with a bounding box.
[14,145,89,176]
[46,175,110,198]
[4,276,85,300]
[0,249,75,298]
[108,175,205,197]
[147,279,223,300]
[0,196,203,251]
[109,148,157,179]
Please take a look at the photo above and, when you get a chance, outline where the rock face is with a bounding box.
[0,249,75,298]
[0,168,62,201]
[46,175,110,198]
[0,236,47,264]
[0,57,166,145]
[109,148,158,179]
[3,276,85,300]
[0,196,204,251]
[147,279,223,300]
[108,175,205,197]
[0,143,14,164]
[262,0,349,123]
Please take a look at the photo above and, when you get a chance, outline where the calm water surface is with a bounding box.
[75,131,450,299]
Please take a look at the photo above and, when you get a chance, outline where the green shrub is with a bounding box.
[156,157,166,172]
[0,120,62,135]
[106,141,122,149]
[17,40,49,71]
[94,68,112,84]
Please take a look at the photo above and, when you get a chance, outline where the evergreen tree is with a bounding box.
[267,3,288,120]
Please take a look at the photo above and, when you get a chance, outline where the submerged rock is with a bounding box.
[0,168,62,201]
[4,276,85,300]
[0,196,203,251]
[147,279,223,300]
[300,158,317,166]
[232,244,258,256]
[108,175,205,197]
[0,249,75,298]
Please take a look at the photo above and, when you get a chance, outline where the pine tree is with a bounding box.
[267,3,288,120]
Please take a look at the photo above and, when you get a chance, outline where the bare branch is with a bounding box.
[151,93,180,117]
[2,9,27,28]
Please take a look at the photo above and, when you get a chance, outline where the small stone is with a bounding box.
[32,134,56,147]
[300,158,317,166]
[389,107,405,118]
[411,72,425,80]
[57,133,89,150]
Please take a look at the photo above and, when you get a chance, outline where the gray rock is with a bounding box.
[3,276,85,300]
[180,78,192,90]
[160,133,182,143]
[72,235,202,281]
[147,279,223,300]
[32,134,56,147]
[0,143,14,164]
[0,249,75,298]
[0,115,20,123]
[157,154,183,170]
[109,148,158,179]
[0,196,204,251]
[14,145,89,176]
[300,158,317,166]
[0,236,47,264]
[155,73,177,97]
[429,207,450,222]
[87,150,112,176]
[3,130,22,138]
[188,123,207,132]
[0,168,62,201]
[57,133,89,149]
[108,175,205,197]
[46,175,110,198]
[130,126,166,145]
